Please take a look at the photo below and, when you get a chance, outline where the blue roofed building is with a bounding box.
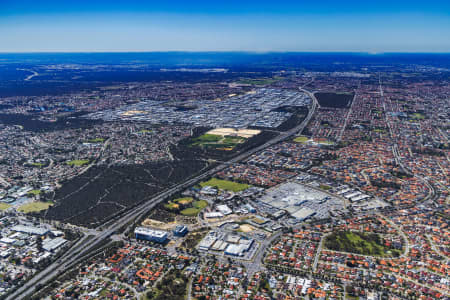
[173,225,188,237]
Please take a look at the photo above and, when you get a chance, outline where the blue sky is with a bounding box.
[0,0,449,52]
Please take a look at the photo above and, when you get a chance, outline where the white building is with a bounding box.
[217,205,232,215]
[134,227,168,243]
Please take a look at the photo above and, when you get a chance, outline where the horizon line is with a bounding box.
[0,50,450,55]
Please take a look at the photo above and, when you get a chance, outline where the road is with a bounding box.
[426,234,450,264]
[9,89,318,300]
[312,234,325,272]
[338,83,359,142]
[186,277,193,300]
[0,175,10,188]
[244,231,283,277]
[17,68,39,81]
[376,213,410,258]
[379,78,438,206]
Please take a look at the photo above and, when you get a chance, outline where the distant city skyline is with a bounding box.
[1,0,450,53]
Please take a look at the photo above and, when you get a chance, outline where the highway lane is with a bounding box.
[9,89,318,300]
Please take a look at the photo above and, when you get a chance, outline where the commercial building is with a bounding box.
[173,225,188,237]
[224,239,254,257]
[198,233,217,251]
[272,210,286,219]
[291,208,316,221]
[200,186,218,196]
[217,205,232,215]
[134,227,168,243]
[204,212,224,219]
[260,182,342,220]
[211,240,229,251]
[243,204,256,213]
[226,234,241,244]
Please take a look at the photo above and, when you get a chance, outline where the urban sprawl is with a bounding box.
[0,67,448,300]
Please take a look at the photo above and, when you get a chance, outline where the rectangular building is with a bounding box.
[173,225,189,237]
[43,237,67,252]
[135,227,168,243]
[291,208,316,221]
[11,225,49,236]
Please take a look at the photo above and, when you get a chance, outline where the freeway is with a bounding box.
[9,88,318,300]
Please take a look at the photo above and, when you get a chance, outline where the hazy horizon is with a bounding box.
[1,0,450,53]
[1,51,450,54]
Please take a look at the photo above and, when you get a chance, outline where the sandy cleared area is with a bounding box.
[239,224,255,232]
[142,219,177,230]
[207,128,261,138]
[121,110,149,116]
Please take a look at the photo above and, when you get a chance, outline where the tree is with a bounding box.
[36,236,44,252]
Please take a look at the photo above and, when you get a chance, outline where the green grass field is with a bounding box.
[164,198,207,216]
[319,184,332,191]
[86,138,105,143]
[66,159,90,166]
[0,203,11,210]
[30,162,45,168]
[410,112,425,120]
[191,134,245,150]
[316,139,335,145]
[18,201,52,213]
[28,189,41,196]
[324,231,398,257]
[138,129,152,134]
[174,197,194,205]
[194,134,222,143]
[373,127,387,133]
[237,77,283,85]
[193,200,208,209]
[200,178,249,192]
[180,207,200,216]
[164,202,180,210]
[293,136,309,143]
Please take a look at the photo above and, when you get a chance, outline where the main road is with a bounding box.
[379,77,438,205]
[8,88,318,300]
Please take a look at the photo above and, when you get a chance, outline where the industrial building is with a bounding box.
[42,237,67,252]
[198,231,255,258]
[11,225,49,236]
